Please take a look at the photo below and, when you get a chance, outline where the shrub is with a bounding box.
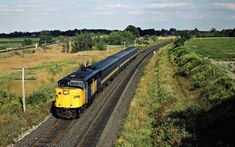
[26,86,54,106]
[169,46,226,89]
[96,41,106,50]
[22,38,33,46]
[173,37,186,48]
[0,89,21,112]
[201,77,235,104]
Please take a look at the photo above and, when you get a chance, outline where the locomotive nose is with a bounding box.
[55,88,85,108]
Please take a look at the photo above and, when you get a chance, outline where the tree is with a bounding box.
[169,28,177,36]
[180,31,192,40]
[39,30,53,45]
[125,25,139,37]
[71,33,93,53]
[174,37,186,48]
[192,28,200,36]
[210,28,217,33]
[107,31,135,45]
[229,28,235,37]
[107,31,123,45]
[62,36,70,53]
[96,41,106,50]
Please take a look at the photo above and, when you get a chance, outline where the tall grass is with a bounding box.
[117,44,235,146]
[116,49,157,147]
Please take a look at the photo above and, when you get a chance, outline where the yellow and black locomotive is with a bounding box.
[51,47,137,118]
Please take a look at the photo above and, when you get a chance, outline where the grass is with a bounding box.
[116,49,157,147]
[116,45,188,146]
[0,38,39,50]
[117,43,235,146]
[184,37,235,61]
[184,37,235,76]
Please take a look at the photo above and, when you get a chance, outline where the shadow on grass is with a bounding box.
[168,96,235,146]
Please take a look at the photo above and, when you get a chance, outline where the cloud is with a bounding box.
[95,3,137,12]
[94,3,141,16]
[184,13,203,20]
[145,2,194,9]
[213,3,235,11]
[104,4,136,10]
[0,4,26,12]
[230,16,235,20]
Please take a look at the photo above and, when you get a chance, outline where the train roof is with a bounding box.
[91,47,137,71]
[59,67,99,82]
[58,47,137,83]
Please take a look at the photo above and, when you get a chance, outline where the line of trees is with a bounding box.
[1,27,235,38]
[70,25,139,53]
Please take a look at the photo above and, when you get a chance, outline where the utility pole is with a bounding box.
[106,45,109,56]
[123,41,126,49]
[13,67,35,112]
[134,40,137,47]
[83,55,88,67]
[106,45,109,52]
[22,68,26,112]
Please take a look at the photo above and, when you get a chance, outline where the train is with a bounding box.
[51,47,138,118]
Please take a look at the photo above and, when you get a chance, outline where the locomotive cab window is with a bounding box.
[58,80,85,89]
[69,80,85,88]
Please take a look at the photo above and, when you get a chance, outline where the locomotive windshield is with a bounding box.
[58,79,85,88]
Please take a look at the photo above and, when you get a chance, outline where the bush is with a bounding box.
[96,41,106,50]
[174,37,186,48]
[72,33,93,53]
[26,86,54,106]
[201,77,235,104]
[169,46,234,105]
[39,30,53,45]
[169,46,225,89]
[0,89,21,112]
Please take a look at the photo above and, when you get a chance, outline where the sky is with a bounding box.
[0,0,235,33]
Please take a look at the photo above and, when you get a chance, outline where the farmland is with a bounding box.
[184,37,235,74]
[0,38,39,50]
[184,37,235,61]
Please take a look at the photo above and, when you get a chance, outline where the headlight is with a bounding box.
[74,95,80,98]
[63,90,69,95]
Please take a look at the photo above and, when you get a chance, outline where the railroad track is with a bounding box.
[15,42,170,147]
[76,42,170,147]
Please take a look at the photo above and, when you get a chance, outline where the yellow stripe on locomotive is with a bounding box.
[55,87,86,108]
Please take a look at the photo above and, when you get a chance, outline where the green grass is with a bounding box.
[116,45,189,146]
[117,44,235,146]
[184,37,235,60]
[0,38,39,50]
[116,47,159,147]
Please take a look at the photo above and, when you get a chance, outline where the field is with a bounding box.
[184,37,235,61]
[184,37,235,74]
[0,38,39,50]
